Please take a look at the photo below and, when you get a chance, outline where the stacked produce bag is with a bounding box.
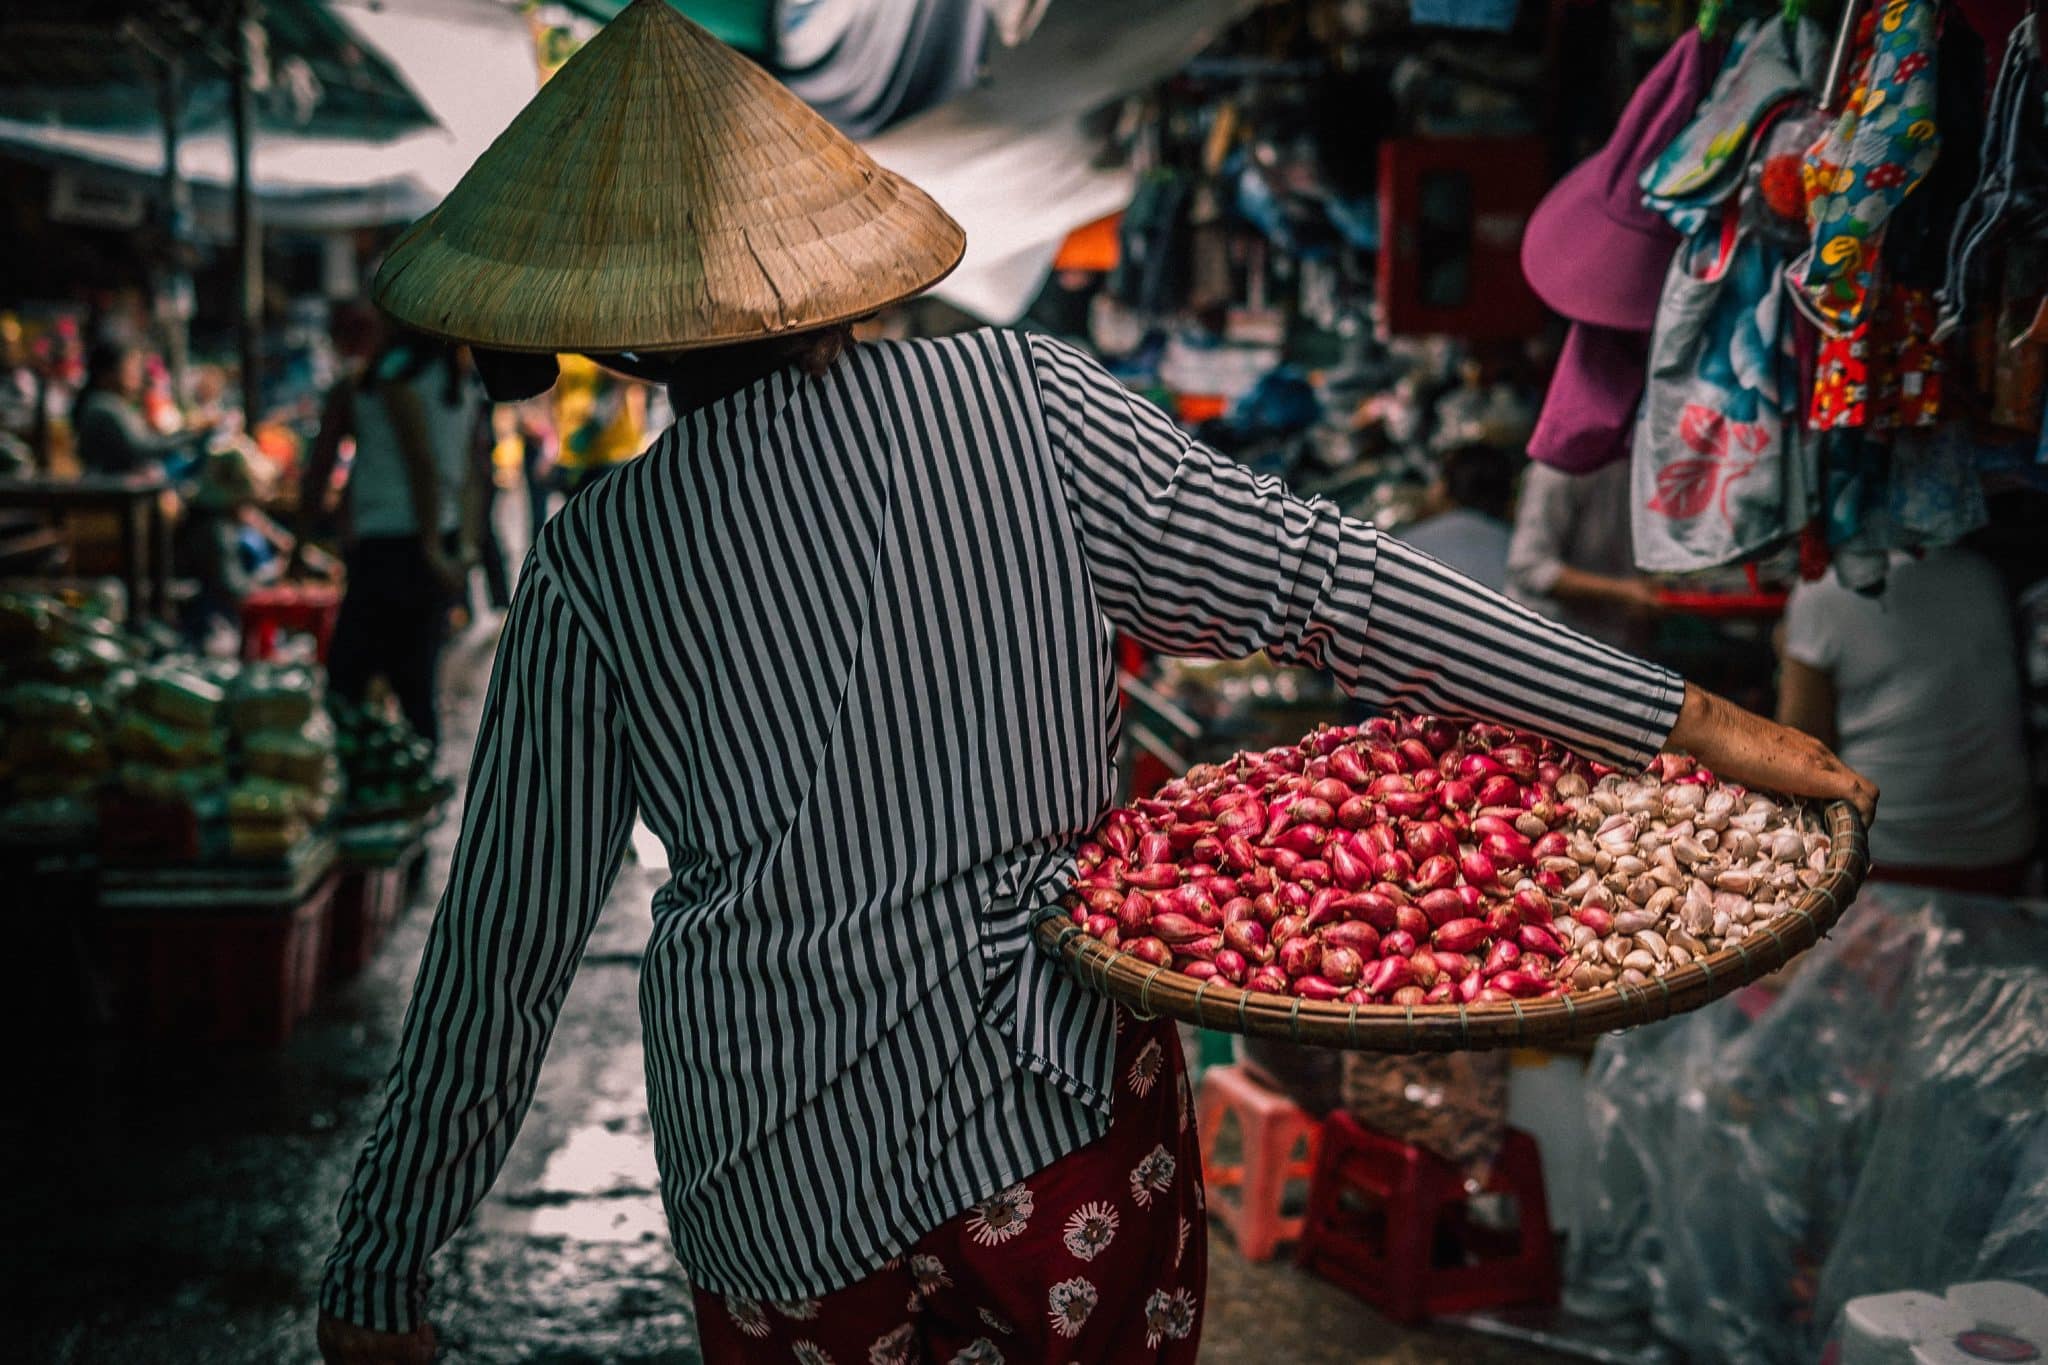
[330,696,452,825]
[0,591,139,840]
[0,590,357,864]
[227,665,339,862]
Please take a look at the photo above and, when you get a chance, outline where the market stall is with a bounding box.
[0,587,447,1044]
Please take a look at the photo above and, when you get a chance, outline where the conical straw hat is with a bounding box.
[372,0,965,354]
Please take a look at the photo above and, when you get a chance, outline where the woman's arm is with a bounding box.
[1028,334,1875,821]
[320,560,637,1339]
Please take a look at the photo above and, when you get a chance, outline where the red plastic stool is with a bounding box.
[1297,1111,1558,1323]
[1197,1063,1323,1262]
[240,583,342,663]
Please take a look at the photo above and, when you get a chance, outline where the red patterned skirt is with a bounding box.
[693,1010,1205,1364]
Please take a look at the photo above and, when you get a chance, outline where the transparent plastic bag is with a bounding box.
[1566,887,2048,1363]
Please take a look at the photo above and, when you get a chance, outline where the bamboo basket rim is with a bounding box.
[1033,801,1869,1052]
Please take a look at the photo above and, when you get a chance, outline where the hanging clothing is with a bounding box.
[776,0,987,139]
[1789,0,1942,335]
[1936,13,2048,338]
[1808,283,1945,429]
[1631,210,1812,572]
[321,330,1684,1332]
[1527,322,1651,474]
[1639,16,1822,238]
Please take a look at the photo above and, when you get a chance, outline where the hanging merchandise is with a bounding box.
[1523,28,1723,332]
[1789,0,1942,335]
[1528,323,1653,472]
[1809,284,1945,428]
[1408,0,1521,34]
[1640,16,1826,239]
[1109,169,1194,316]
[775,0,988,139]
[1935,13,2048,338]
[1821,424,1991,592]
[1632,202,1815,572]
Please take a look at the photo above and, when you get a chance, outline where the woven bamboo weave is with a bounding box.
[373,0,965,353]
[1033,802,1869,1052]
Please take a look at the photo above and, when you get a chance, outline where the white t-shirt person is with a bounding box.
[1779,547,2036,871]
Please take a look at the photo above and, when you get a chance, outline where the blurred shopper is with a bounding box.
[1506,458,1663,650]
[73,341,211,478]
[551,352,646,497]
[315,8,1876,1365]
[463,401,512,619]
[516,399,557,541]
[1779,547,2035,892]
[1401,443,1516,590]
[303,329,481,751]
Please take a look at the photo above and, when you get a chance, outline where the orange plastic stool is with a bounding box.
[240,583,342,663]
[1297,1110,1559,1323]
[1197,1063,1323,1262]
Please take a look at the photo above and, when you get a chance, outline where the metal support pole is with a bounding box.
[1820,0,1865,113]
[230,0,262,430]
[157,53,191,404]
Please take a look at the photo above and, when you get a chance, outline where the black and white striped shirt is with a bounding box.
[323,330,1683,1329]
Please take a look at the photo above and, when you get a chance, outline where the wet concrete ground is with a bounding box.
[16,601,1571,1365]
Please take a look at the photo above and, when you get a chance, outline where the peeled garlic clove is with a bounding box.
[1612,908,1659,936]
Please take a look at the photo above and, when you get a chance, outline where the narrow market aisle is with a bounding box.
[18,572,1565,1365]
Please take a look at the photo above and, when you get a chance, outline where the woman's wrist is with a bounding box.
[1666,683,1878,824]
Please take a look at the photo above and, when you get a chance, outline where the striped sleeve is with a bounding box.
[1026,333,1684,769]
[320,558,638,1332]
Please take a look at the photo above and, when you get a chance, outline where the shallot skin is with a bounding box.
[1068,716,1826,1007]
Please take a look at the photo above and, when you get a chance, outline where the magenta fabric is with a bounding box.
[1521,30,1720,331]
[1528,321,1650,473]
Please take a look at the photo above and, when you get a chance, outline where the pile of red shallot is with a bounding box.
[1064,714,1832,1006]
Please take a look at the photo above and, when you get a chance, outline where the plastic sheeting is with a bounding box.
[1566,886,2048,1364]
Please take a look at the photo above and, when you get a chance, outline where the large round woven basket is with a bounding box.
[1033,801,1868,1052]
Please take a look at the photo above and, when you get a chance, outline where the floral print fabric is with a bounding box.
[1810,284,1944,429]
[690,1011,1204,1364]
[1791,0,1941,334]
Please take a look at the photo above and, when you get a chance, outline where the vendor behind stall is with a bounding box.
[1400,442,1516,591]
[314,6,1876,1364]
[1506,458,1665,651]
[73,341,212,479]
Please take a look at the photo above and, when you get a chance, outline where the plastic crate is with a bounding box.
[108,872,334,1045]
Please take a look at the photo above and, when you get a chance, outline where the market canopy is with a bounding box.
[0,0,533,233]
[0,0,433,142]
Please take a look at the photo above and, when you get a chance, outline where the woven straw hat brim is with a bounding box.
[372,0,965,355]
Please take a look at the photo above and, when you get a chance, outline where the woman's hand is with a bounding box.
[316,1314,436,1364]
[1667,683,1878,826]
